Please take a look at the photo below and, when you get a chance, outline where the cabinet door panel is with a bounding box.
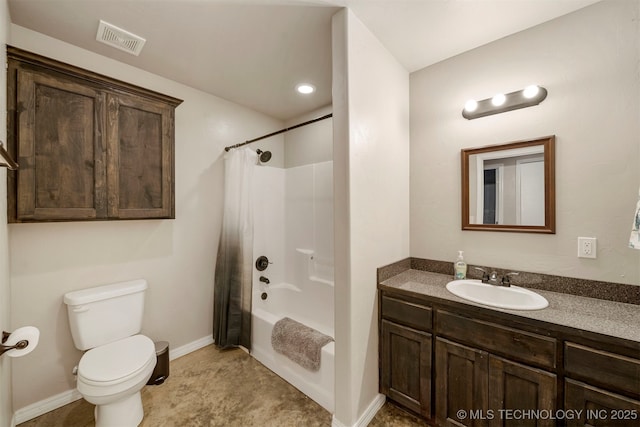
[381,320,432,418]
[489,355,557,427]
[436,337,489,427]
[106,93,174,218]
[15,69,106,220]
[565,379,640,427]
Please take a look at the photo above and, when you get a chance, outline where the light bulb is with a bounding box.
[492,93,506,106]
[523,85,540,99]
[464,99,478,112]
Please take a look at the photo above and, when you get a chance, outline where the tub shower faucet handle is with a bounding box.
[255,256,272,271]
[259,276,270,285]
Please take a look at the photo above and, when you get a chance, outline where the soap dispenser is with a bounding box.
[454,251,467,280]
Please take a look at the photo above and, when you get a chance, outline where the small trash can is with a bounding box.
[147,341,169,385]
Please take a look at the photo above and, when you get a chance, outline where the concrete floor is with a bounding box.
[18,344,426,426]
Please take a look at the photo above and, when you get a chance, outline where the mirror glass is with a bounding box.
[462,136,555,233]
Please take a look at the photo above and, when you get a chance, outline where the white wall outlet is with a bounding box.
[578,237,597,259]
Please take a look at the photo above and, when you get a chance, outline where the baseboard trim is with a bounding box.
[14,335,214,424]
[169,335,214,361]
[331,394,386,427]
[14,388,83,425]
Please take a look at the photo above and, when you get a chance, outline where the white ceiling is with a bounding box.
[7,0,599,121]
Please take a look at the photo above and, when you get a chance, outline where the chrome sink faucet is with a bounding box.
[473,267,497,284]
[474,268,519,287]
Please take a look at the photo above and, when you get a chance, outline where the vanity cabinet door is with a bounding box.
[565,379,640,427]
[106,93,174,219]
[488,355,557,427]
[435,337,489,427]
[380,319,432,418]
[12,68,107,221]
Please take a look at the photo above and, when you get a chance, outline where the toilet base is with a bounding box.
[94,391,144,427]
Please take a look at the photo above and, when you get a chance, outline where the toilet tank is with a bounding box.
[63,279,148,350]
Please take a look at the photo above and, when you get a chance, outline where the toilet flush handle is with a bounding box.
[72,306,89,313]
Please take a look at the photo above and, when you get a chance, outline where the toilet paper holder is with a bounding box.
[1,331,29,357]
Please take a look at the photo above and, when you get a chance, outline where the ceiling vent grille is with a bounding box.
[96,20,146,56]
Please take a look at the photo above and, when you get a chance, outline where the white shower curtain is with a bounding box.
[213,147,257,349]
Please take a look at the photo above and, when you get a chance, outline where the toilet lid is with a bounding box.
[79,335,155,383]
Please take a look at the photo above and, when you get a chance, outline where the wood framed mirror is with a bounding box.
[461,135,555,233]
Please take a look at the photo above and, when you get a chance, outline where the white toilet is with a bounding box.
[64,279,157,427]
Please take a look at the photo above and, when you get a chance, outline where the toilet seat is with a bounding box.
[78,335,156,387]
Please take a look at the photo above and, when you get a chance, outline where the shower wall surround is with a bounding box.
[252,160,334,306]
[251,160,335,411]
[284,162,334,285]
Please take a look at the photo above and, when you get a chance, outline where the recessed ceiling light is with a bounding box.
[296,83,315,95]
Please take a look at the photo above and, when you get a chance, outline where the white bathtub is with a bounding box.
[251,281,334,412]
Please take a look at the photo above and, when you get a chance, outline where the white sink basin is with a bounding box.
[446,279,549,310]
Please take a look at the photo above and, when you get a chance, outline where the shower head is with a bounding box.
[256,149,272,163]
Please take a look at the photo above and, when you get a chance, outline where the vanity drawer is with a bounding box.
[381,295,432,332]
[565,342,640,397]
[436,310,557,369]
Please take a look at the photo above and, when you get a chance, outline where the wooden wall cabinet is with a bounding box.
[379,288,640,427]
[6,47,182,222]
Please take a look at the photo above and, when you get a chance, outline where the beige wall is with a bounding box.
[410,0,640,286]
[8,25,284,411]
[1,0,13,425]
[332,9,410,426]
[284,105,332,168]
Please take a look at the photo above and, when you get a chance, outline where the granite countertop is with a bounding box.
[380,269,640,343]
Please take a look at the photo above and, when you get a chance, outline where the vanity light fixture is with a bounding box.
[491,93,506,106]
[463,85,547,120]
[464,99,478,112]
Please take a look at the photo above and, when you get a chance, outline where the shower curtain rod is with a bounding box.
[224,113,333,152]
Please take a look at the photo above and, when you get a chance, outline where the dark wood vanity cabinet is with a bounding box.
[6,47,182,222]
[434,311,557,427]
[434,338,558,427]
[381,320,432,417]
[563,343,640,427]
[379,288,640,427]
[380,296,432,418]
[434,337,489,426]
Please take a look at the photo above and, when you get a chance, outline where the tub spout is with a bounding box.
[259,276,270,285]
